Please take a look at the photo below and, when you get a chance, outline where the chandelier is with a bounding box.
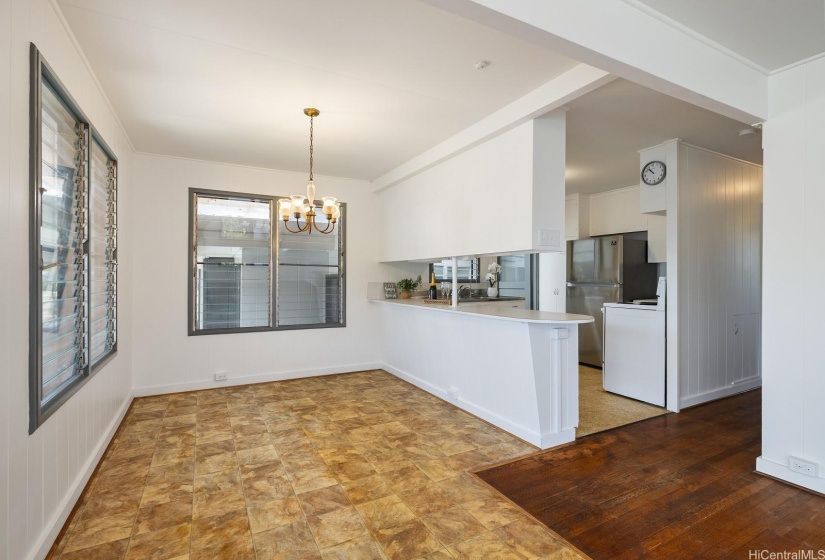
[278,108,340,234]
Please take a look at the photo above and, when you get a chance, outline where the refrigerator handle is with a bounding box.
[602,306,607,369]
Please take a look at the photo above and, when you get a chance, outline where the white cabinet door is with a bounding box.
[647,214,667,263]
[565,194,590,241]
[603,306,666,406]
[538,252,567,312]
[565,197,579,240]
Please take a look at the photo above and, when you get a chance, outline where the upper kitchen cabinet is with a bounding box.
[565,193,590,240]
[639,140,679,215]
[589,186,648,237]
[377,110,567,262]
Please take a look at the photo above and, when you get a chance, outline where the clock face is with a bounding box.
[642,161,666,185]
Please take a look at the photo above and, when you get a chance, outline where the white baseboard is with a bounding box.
[541,428,576,449]
[133,362,383,397]
[679,377,762,409]
[381,363,547,448]
[32,392,133,560]
[756,457,825,495]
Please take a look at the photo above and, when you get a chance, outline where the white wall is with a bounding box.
[131,155,385,394]
[757,56,825,494]
[378,122,529,261]
[0,1,134,559]
[378,111,566,262]
[676,143,763,408]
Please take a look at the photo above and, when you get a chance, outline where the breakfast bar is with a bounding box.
[371,297,594,449]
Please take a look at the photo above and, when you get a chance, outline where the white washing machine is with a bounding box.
[602,278,666,407]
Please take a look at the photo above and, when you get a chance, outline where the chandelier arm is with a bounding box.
[283,218,308,234]
[313,219,334,234]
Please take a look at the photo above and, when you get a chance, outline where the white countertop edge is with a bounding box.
[603,302,665,311]
[369,298,594,324]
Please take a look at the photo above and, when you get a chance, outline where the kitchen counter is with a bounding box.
[372,296,594,449]
[369,297,593,324]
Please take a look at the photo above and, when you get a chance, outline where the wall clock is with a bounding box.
[641,160,666,185]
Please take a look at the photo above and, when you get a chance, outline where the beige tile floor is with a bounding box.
[577,365,668,437]
[49,370,588,560]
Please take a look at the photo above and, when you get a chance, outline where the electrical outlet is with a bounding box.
[214,372,228,382]
[789,456,818,477]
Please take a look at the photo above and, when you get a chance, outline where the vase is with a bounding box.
[400,291,412,299]
[487,287,498,297]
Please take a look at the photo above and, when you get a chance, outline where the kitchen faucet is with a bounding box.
[457,285,470,300]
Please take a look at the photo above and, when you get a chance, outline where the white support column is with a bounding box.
[451,256,458,308]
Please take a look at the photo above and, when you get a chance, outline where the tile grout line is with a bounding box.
[50,371,586,559]
[125,399,167,559]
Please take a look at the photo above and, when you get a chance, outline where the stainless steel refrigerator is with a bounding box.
[566,235,658,367]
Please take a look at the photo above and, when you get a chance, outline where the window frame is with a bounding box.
[187,187,347,336]
[29,44,119,433]
[88,137,118,374]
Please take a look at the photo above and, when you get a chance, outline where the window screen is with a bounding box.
[194,196,271,330]
[278,207,342,326]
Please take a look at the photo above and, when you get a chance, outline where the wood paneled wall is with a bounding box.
[0,1,134,558]
[677,143,762,408]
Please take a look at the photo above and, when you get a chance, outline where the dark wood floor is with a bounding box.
[476,390,825,559]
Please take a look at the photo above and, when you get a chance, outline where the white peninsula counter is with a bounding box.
[371,297,594,449]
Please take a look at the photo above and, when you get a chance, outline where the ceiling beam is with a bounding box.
[371,63,614,192]
[422,0,768,124]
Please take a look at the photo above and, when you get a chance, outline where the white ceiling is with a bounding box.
[565,78,763,195]
[632,0,825,72]
[59,1,775,191]
[58,0,579,180]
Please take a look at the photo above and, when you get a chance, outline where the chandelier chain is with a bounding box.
[279,107,338,235]
[309,114,314,182]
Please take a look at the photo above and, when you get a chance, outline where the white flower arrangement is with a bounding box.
[485,262,502,287]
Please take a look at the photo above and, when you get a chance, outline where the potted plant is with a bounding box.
[397,275,422,299]
[486,262,502,297]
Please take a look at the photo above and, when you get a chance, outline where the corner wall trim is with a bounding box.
[32,392,133,560]
[132,363,383,397]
